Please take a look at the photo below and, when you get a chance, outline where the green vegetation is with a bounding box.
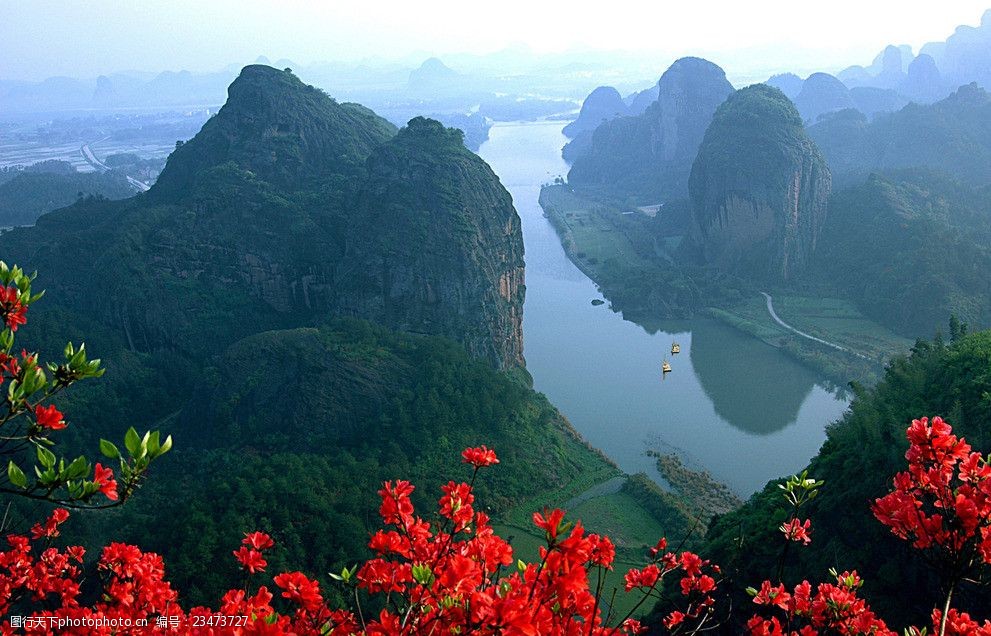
[0,163,134,226]
[711,294,912,385]
[650,452,742,520]
[809,83,991,186]
[539,184,908,384]
[67,319,621,605]
[702,329,991,624]
[815,169,991,337]
[539,184,743,320]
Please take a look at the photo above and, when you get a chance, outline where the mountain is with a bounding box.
[2,66,630,602]
[0,65,524,370]
[813,170,991,336]
[0,161,134,227]
[793,72,855,123]
[901,53,945,102]
[152,64,395,197]
[702,330,991,625]
[687,84,831,282]
[808,82,991,186]
[848,86,908,119]
[765,72,804,99]
[626,84,660,114]
[567,57,735,201]
[407,57,460,92]
[562,85,628,138]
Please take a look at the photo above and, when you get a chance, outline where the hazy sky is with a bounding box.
[2,1,990,81]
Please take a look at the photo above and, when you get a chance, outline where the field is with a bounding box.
[492,483,670,620]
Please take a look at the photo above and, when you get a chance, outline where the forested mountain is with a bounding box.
[0,65,637,602]
[809,82,991,187]
[686,84,831,282]
[814,170,991,335]
[561,85,628,138]
[2,65,525,370]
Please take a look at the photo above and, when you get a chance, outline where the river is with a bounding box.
[478,120,849,496]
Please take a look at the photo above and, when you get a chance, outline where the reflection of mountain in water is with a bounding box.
[689,320,818,435]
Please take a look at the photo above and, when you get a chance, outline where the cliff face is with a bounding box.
[338,118,525,368]
[688,84,831,282]
[567,57,734,200]
[0,66,525,369]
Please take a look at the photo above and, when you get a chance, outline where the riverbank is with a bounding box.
[538,183,911,386]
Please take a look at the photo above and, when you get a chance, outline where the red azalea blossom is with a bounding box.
[780,517,813,545]
[1,439,988,634]
[30,507,70,539]
[0,285,27,332]
[34,403,66,430]
[461,444,499,467]
[243,531,275,551]
[234,546,268,573]
[93,462,119,501]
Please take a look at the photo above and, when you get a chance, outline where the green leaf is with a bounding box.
[100,439,120,459]
[157,435,173,456]
[124,427,140,457]
[66,456,89,479]
[36,445,56,469]
[7,461,27,488]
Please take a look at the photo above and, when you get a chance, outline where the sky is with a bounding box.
[2,0,990,81]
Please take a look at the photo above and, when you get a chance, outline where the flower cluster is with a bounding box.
[3,420,991,634]
[0,283,28,332]
[872,416,991,563]
[234,531,274,574]
[0,507,179,629]
[623,539,722,632]
[746,570,893,635]
[1,446,722,634]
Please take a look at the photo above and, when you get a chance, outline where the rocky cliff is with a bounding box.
[688,84,831,282]
[336,117,525,367]
[567,57,734,200]
[0,65,525,369]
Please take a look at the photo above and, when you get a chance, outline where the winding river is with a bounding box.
[479,121,849,496]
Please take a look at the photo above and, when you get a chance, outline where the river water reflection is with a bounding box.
[478,121,850,496]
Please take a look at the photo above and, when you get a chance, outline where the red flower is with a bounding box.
[34,404,66,430]
[243,531,274,551]
[30,508,70,539]
[0,285,27,332]
[93,462,119,501]
[780,518,813,545]
[533,508,566,540]
[461,445,499,467]
[233,546,268,573]
[274,571,323,612]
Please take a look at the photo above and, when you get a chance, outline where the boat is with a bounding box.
[671,342,681,354]
[661,359,672,373]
